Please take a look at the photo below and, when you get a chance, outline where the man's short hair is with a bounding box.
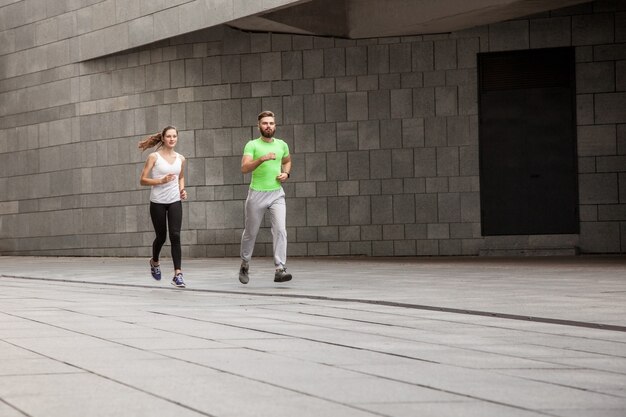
[258,110,275,121]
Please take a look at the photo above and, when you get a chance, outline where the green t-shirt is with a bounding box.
[243,137,290,191]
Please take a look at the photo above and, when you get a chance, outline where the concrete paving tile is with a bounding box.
[362,400,548,417]
[0,357,80,376]
[0,373,204,417]
[495,368,626,395]
[0,401,25,417]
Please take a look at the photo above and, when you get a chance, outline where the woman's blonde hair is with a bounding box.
[137,125,178,151]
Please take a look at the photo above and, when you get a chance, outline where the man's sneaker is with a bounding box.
[239,262,249,284]
[274,268,292,283]
[171,273,186,288]
[149,259,161,281]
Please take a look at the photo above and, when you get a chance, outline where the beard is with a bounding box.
[260,127,275,138]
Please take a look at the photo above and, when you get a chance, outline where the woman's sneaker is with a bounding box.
[239,262,249,284]
[171,273,186,288]
[149,259,161,281]
[274,268,292,283]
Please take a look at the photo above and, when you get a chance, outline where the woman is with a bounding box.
[138,126,187,288]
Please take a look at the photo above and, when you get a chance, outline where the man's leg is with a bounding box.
[240,190,266,263]
[268,190,287,268]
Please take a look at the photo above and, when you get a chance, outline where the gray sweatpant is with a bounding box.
[240,188,287,267]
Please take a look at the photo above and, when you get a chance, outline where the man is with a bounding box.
[239,111,292,284]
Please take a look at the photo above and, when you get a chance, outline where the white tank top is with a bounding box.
[150,152,183,204]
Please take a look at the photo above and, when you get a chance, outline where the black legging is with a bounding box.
[150,201,182,270]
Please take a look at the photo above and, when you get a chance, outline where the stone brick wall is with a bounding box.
[0,1,624,257]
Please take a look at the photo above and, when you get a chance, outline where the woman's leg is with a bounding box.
[149,202,168,263]
[167,201,183,272]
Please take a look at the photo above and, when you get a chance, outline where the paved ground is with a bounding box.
[0,255,625,417]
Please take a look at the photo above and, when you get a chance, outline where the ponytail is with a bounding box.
[137,125,178,151]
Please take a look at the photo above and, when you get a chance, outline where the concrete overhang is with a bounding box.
[78,0,590,61]
[227,0,591,38]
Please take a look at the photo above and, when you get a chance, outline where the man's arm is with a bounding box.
[277,155,292,182]
[241,153,276,174]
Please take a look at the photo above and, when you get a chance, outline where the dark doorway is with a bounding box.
[478,47,579,236]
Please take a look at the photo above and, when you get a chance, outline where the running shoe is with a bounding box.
[149,259,161,281]
[274,267,292,283]
[171,273,186,288]
[239,262,249,284]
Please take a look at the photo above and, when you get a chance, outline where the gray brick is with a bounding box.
[251,32,271,53]
[617,60,626,92]
[347,92,368,121]
[457,38,479,69]
[619,125,626,155]
[578,125,617,156]
[261,52,281,81]
[437,193,461,223]
[390,43,411,73]
[437,147,459,177]
[393,194,415,223]
[221,55,241,83]
[360,179,381,195]
[424,71,446,87]
[598,204,626,221]
[577,62,615,94]
[317,182,338,197]
[368,44,389,74]
[577,94,594,125]
[293,123,315,153]
[293,35,313,50]
[447,116,471,146]
[303,49,324,79]
[324,48,346,77]
[390,89,413,119]
[412,41,433,71]
[281,96,303,126]
[622,173,626,202]
[272,81,292,96]
[294,79,314,95]
[372,241,394,256]
[400,118,424,148]
[579,173,619,204]
[489,20,529,51]
[287,197,307,226]
[530,17,572,48]
[579,221,621,252]
[371,195,393,224]
[346,46,367,76]
[358,75,379,91]
[461,192,481,222]
[368,90,391,120]
[315,78,335,93]
[380,119,402,149]
[369,149,391,179]
[391,148,414,178]
[304,95,325,123]
[350,195,371,224]
[426,177,449,193]
[315,123,337,152]
[328,196,350,225]
[414,147,436,177]
[204,157,223,185]
[595,93,626,124]
[425,117,446,147]
[305,153,327,181]
[329,241,350,255]
[405,223,427,239]
[435,86,457,116]
[307,242,329,255]
[459,146,479,176]
[336,76,357,92]
[271,33,292,51]
[348,150,370,179]
[361,225,382,240]
[327,152,348,180]
[598,156,626,172]
[325,93,347,123]
[435,40,457,70]
[428,223,450,239]
[306,197,327,226]
[572,13,614,46]
[337,122,358,151]
[383,224,404,240]
[415,193,438,223]
[413,87,435,117]
[356,120,379,150]
[350,241,372,256]
[282,51,302,80]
